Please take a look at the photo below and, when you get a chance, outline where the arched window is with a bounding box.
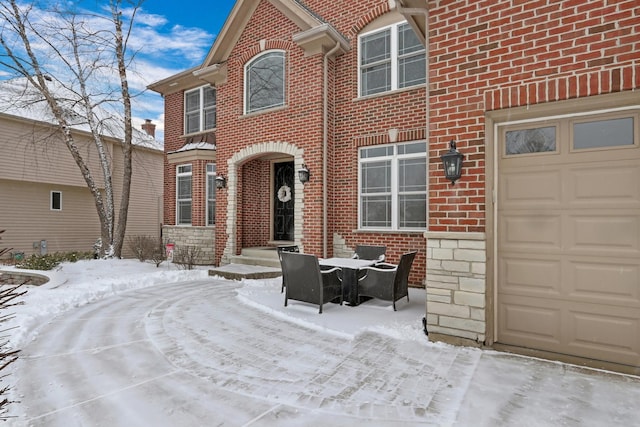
[244,50,285,114]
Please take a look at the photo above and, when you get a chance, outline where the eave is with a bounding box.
[397,0,428,45]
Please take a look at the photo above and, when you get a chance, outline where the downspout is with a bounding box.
[322,42,342,258]
[397,2,430,335]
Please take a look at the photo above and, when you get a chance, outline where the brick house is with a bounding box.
[149,0,640,373]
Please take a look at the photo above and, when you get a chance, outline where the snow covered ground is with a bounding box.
[1,259,639,426]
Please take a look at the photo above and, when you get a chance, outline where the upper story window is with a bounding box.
[244,50,285,114]
[359,22,426,97]
[176,164,192,225]
[185,86,216,134]
[359,141,427,230]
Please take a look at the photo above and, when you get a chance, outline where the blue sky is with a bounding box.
[131,0,237,140]
[140,1,236,40]
[0,0,239,142]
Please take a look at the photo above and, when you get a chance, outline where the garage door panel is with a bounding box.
[499,169,561,208]
[569,163,640,207]
[499,296,561,345]
[500,214,562,250]
[568,213,639,254]
[568,259,640,305]
[567,307,640,366]
[500,297,640,365]
[499,256,561,296]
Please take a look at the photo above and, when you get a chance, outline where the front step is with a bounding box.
[230,247,281,268]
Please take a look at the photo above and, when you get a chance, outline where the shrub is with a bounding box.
[0,229,25,420]
[127,235,165,266]
[173,246,201,270]
[15,251,93,271]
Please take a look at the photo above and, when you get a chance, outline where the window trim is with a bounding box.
[176,164,192,226]
[50,191,62,211]
[244,50,286,115]
[184,85,216,135]
[358,141,427,231]
[206,163,216,227]
[358,21,426,98]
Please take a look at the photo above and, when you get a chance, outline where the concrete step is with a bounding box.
[230,246,282,268]
[230,255,282,269]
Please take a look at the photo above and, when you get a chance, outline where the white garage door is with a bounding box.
[497,109,640,368]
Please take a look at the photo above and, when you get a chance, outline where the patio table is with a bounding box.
[319,257,376,306]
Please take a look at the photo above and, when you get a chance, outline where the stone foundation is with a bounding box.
[163,226,215,265]
[425,232,487,344]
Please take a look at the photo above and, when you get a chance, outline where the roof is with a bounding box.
[0,78,162,151]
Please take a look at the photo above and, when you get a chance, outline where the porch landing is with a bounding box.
[208,247,284,280]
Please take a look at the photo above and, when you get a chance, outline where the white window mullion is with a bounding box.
[390,147,399,229]
[390,23,399,92]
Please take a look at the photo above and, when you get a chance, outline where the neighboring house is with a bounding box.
[0,80,163,259]
[149,0,640,373]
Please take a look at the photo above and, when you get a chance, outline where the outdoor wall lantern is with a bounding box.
[215,175,227,189]
[298,164,310,184]
[440,140,464,184]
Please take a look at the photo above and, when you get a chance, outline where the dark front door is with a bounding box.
[274,161,294,241]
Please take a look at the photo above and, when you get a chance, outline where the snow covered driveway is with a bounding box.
[9,277,640,426]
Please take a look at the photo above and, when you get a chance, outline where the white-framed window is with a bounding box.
[176,164,192,225]
[50,191,62,211]
[359,141,427,230]
[206,163,216,226]
[185,85,216,134]
[244,50,285,114]
[359,21,426,97]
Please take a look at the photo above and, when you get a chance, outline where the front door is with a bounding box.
[273,161,294,241]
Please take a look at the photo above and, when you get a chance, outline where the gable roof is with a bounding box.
[149,0,350,95]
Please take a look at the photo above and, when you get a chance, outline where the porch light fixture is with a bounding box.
[440,140,464,184]
[298,164,310,184]
[215,175,227,189]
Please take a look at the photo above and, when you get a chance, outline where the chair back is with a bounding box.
[394,251,417,296]
[281,252,322,303]
[277,245,299,259]
[355,245,387,261]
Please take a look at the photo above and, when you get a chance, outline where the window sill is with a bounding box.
[180,129,217,139]
[353,229,425,235]
[353,84,426,102]
[241,104,287,118]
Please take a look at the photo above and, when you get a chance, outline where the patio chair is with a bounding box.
[277,245,299,293]
[353,245,386,263]
[281,252,343,314]
[357,251,417,311]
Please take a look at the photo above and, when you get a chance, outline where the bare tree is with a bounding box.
[0,0,144,257]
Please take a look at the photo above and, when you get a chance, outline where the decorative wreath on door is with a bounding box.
[277,185,292,203]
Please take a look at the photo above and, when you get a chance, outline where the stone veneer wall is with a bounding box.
[163,226,215,265]
[425,233,487,344]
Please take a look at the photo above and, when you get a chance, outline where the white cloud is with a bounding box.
[1,3,214,144]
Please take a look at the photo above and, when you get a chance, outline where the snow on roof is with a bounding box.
[168,142,216,154]
[0,78,162,151]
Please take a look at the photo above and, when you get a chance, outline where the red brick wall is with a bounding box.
[215,1,326,260]
[162,91,183,226]
[427,0,640,233]
[240,159,271,248]
[162,0,639,284]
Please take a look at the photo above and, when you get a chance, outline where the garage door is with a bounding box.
[497,110,640,368]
